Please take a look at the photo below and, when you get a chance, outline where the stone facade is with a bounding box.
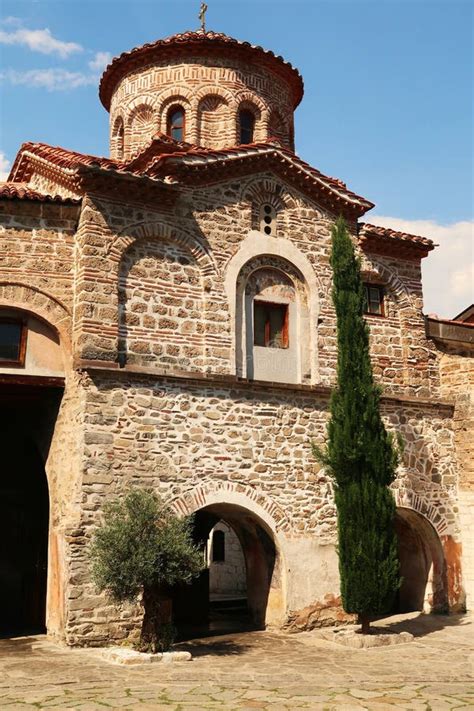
[0,28,471,646]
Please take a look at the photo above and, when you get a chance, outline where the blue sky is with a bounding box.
[0,0,472,316]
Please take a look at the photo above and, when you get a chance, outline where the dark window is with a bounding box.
[260,204,276,235]
[239,110,255,144]
[364,284,384,316]
[167,106,185,142]
[212,530,225,562]
[0,318,27,366]
[254,301,289,348]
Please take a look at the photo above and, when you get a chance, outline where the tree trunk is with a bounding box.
[140,586,171,654]
[358,614,371,635]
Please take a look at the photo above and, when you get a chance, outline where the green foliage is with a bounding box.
[335,479,400,616]
[313,216,401,624]
[90,488,203,603]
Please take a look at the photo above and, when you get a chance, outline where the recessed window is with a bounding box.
[364,284,384,316]
[167,105,185,142]
[0,318,27,366]
[239,110,255,145]
[254,301,289,348]
[212,530,225,562]
[259,204,276,235]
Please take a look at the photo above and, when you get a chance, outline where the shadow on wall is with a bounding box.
[394,507,448,614]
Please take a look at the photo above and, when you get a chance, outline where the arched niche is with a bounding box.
[394,507,448,613]
[127,103,156,158]
[197,94,230,148]
[225,232,320,384]
[117,237,205,370]
[0,306,67,377]
[237,261,309,383]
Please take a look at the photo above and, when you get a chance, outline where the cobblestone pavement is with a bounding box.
[0,613,472,710]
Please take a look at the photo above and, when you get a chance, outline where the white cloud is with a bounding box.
[0,151,11,181]
[0,68,96,91]
[368,216,474,319]
[0,27,82,58]
[88,51,112,73]
[1,16,23,27]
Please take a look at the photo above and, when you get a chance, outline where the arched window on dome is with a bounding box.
[239,109,255,145]
[112,117,125,160]
[167,105,185,142]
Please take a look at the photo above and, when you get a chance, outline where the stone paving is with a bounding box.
[0,613,472,710]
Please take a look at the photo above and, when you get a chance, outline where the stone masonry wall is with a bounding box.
[73,174,438,399]
[63,370,460,644]
[118,238,206,370]
[0,200,79,313]
[437,342,474,608]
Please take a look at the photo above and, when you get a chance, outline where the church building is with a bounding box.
[0,25,472,644]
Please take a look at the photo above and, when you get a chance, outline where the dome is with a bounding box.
[100,31,304,160]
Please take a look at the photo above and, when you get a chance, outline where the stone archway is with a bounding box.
[394,507,448,613]
[171,490,287,637]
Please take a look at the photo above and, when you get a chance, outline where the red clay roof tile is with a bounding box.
[0,182,80,204]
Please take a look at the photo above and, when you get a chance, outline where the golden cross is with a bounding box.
[199,2,208,32]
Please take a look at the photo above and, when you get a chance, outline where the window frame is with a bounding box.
[0,317,28,367]
[253,299,289,349]
[239,109,255,145]
[363,283,385,317]
[166,105,186,142]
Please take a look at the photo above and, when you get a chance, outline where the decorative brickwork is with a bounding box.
[1,25,471,645]
[107,50,295,157]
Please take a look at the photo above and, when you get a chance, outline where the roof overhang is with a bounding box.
[99,31,304,112]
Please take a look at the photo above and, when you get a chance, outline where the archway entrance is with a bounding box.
[0,384,61,636]
[173,503,282,639]
[394,507,448,613]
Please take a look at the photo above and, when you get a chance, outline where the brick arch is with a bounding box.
[243,177,299,215]
[394,490,453,537]
[126,95,159,115]
[107,220,216,275]
[361,255,412,308]
[196,92,232,148]
[235,90,268,118]
[193,85,235,107]
[169,481,291,535]
[126,101,157,159]
[0,281,72,352]
[225,232,320,383]
[156,87,194,135]
[111,114,125,161]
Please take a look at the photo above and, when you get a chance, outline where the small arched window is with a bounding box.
[116,123,124,160]
[239,110,255,145]
[212,530,225,562]
[167,105,185,142]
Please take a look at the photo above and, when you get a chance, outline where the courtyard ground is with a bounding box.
[0,613,472,710]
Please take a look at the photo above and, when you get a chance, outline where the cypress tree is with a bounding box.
[314,216,401,633]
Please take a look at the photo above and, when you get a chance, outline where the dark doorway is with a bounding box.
[0,384,62,636]
[393,507,448,614]
[173,504,280,640]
